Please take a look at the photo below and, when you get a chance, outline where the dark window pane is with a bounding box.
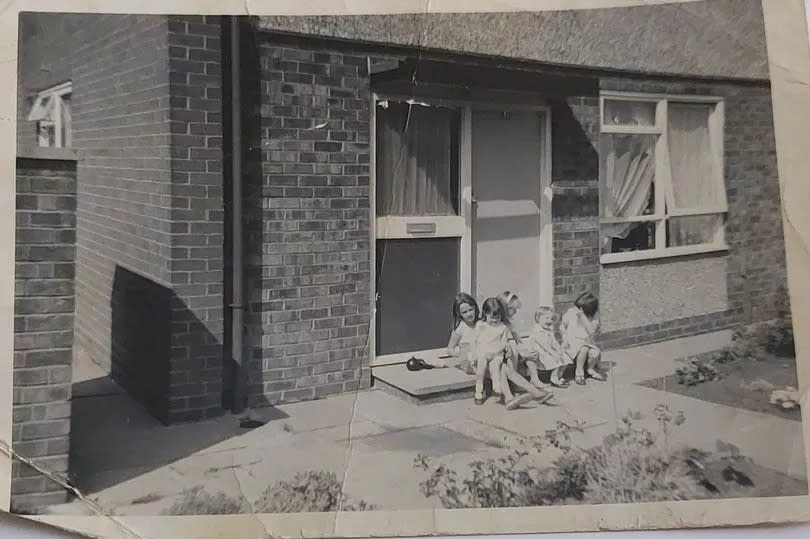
[602,221,656,253]
[376,238,459,356]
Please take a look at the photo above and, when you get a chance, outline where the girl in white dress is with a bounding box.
[474,298,511,405]
[446,293,480,372]
[525,306,572,388]
[560,292,605,386]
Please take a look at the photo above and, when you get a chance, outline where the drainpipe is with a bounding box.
[229,16,246,415]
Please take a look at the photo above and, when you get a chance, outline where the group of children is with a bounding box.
[446,290,604,410]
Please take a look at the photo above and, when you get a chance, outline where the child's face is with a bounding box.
[506,301,519,320]
[459,302,476,324]
[538,312,554,331]
[485,312,502,326]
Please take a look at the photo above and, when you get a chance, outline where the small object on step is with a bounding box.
[406,356,434,371]
[240,418,265,429]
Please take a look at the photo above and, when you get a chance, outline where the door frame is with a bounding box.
[369,94,553,367]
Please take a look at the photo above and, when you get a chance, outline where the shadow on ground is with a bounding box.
[69,377,289,495]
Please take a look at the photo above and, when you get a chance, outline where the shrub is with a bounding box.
[256,471,373,513]
[675,360,719,386]
[415,407,709,508]
[162,487,248,515]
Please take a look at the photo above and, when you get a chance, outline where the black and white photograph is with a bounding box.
[7,0,810,534]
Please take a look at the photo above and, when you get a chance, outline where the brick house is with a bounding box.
[13,0,790,509]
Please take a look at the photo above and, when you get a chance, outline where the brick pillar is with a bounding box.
[12,157,76,512]
[550,97,601,315]
[165,15,225,423]
[245,36,373,407]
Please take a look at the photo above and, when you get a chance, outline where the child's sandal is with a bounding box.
[575,375,586,386]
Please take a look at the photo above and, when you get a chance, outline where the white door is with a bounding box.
[471,110,547,335]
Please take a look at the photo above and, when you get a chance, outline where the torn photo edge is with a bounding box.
[1,0,810,537]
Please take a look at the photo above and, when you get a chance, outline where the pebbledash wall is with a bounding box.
[594,77,787,348]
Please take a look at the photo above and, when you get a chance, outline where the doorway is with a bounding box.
[372,99,552,365]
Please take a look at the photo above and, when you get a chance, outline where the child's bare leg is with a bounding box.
[586,348,605,381]
[502,363,551,409]
[551,366,568,386]
[488,357,503,396]
[504,363,549,398]
[474,355,488,403]
[574,348,589,384]
[526,361,544,387]
[500,363,514,402]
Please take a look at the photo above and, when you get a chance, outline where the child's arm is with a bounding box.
[507,322,522,344]
[499,327,511,351]
[560,311,570,336]
[447,328,461,357]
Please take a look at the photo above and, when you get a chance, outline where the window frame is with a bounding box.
[28,81,72,149]
[599,91,728,264]
[373,96,466,240]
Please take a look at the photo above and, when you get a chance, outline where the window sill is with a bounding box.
[600,243,729,265]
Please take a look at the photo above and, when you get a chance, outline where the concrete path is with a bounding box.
[50,330,806,515]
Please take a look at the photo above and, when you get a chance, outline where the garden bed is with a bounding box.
[639,320,801,422]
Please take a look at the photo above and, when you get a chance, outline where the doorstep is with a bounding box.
[371,363,475,405]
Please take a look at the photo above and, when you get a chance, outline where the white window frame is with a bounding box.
[599,91,728,264]
[28,81,72,149]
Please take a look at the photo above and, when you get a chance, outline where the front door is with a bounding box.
[471,109,548,334]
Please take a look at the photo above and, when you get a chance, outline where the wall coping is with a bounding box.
[17,147,78,161]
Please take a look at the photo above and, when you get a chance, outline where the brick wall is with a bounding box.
[595,77,787,348]
[17,13,226,424]
[12,158,76,512]
[550,97,601,316]
[165,15,225,423]
[69,15,176,422]
[244,34,372,407]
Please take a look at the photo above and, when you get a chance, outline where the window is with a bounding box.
[27,81,72,149]
[599,92,727,263]
[375,99,462,238]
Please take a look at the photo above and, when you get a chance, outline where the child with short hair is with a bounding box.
[446,293,480,373]
[561,292,605,386]
[525,306,571,388]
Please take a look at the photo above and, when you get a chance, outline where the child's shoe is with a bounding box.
[474,394,485,405]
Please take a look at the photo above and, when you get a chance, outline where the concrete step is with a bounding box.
[371,363,475,405]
